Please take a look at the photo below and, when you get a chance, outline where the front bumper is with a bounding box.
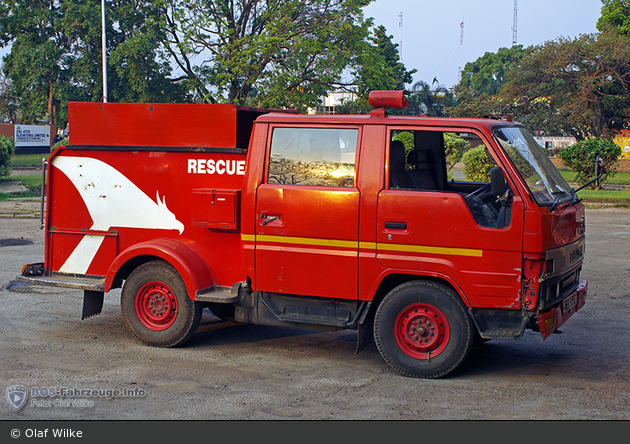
[537,280,587,339]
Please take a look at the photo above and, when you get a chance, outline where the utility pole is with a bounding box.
[512,0,518,46]
[101,0,108,102]
[458,20,464,82]
[398,12,403,61]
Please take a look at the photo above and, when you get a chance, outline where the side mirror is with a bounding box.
[490,166,506,199]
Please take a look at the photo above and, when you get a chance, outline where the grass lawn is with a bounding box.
[9,153,50,168]
[559,168,630,185]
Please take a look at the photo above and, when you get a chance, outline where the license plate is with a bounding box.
[562,293,578,313]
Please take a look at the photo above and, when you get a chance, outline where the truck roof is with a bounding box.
[66,101,518,151]
[256,112,517,131]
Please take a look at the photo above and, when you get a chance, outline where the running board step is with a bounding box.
[195,283,241,303]
[16,274,105,291]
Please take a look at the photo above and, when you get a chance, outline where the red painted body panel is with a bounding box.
[46,147,247,294]
[375,190,525,309]
[68,102,267,148]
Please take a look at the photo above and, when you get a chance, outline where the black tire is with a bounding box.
[121,260,202,347]
[374,280,473,378]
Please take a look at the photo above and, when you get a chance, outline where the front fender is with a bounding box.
[104,238,213,300]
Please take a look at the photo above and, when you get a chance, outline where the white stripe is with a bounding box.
[59,235,106,274]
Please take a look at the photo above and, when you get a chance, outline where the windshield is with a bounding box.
[493,126,573,206]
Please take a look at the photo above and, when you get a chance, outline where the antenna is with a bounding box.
[512,0,517,46]
[101,0,108,102]
[458,20,464,82]
[398,12,403,61]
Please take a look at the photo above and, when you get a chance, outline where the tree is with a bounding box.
[342,24,416,113]
[0,135,15,178]
[155,0,373,110]
[597,0,630,36]
[407,80,454,116]
[446,84,507,118]
[447,46,523,119]
[463,145,493,182]
[0,67,18,123]
[558,137,621,188]
[458,45,524,95]
[0,0,186,127]
[500,33,630,140]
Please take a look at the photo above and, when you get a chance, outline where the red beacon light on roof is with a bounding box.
[369,90,409,117]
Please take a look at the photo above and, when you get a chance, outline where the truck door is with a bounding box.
[377,128,525,309]
[254,126,360,299]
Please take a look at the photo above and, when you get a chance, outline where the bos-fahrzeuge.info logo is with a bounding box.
[7,385,146,411]
[6,385,28,411]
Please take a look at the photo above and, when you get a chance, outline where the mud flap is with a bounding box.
[82,290,104,320]
[356,302,374,354]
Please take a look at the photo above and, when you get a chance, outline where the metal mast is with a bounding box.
[512,0,518,46]
[458,20,464,82]
[101,0,108,102]
[398,12,403,61]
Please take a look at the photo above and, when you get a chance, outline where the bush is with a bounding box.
[0,135,15,178]
[52,137,68,151]
[463,145,493,182]
[559,137,621,188]
[444,133,469,169]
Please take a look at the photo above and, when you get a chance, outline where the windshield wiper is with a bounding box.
[550,191,568,211]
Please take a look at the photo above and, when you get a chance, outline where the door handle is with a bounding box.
[261,215,281,226]
[385,222,407,230]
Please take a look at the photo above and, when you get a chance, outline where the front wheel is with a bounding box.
[121,260,202,347]
[374,281,473,378]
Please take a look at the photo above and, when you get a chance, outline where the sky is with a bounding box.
[364,0,604,88]
[0,0,605,90]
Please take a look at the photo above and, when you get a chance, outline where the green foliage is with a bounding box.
[458,46,524,95]
[500,33,630,139]
[0,135,14,177]
[0,0,188,127]
[462,146,492,182]
[52,137,68,152]
[597,0,630,36]
[558,137,622,187]
[156,0,372,111]
[444,133,469,170]
[392,131,414,155]
[407,80,454,116]
[344,24,416,112]
[448,46,523,119]
[447,84,507,118]
[0,69,18,123]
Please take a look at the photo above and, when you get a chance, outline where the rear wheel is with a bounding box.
[121,260,202,347]
[374,281,473,378]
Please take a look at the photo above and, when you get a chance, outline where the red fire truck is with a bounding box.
[19,91,587,378]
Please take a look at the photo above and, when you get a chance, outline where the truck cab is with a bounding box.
[19,91,587,378]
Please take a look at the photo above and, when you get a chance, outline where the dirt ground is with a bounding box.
[0,206,629,420]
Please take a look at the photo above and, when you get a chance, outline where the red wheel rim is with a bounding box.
[135,281,178,331]
[395,303,450,359]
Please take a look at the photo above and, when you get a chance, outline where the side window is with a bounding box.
[268,127,357,187]
[387,129,511,228]
[444,132,493,184]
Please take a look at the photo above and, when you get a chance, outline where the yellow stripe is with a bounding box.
[256,234,357,249]
[241,234,256,242]
[242,234,482,258]
[376,243,482,257]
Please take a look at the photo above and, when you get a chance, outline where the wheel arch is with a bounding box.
[369,272,471,311]
[104,238,214,300]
